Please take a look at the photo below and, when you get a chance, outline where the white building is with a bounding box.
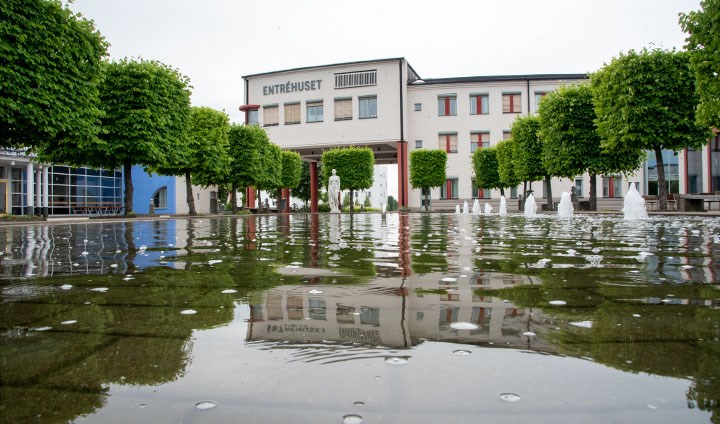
[240,58,719,211]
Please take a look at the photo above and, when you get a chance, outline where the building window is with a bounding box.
[334,98,352,121]
[441,178,458,199]
[575,178,584,198]
[284,103,300,125]
[439,133,458,153]
[248,109,259,126]
[510,186,518,199]
[470,132,490,153]
[306,101,323,123]
[502,131,512,140]
[415,140,423,149]
[335,69,377,89]
[470,94,489,115]
[534,92,548,113]
[414,103,422,111]
[438,95,457,116]
[602,176,622,198]
[359,96,377,119]
[472,178,490,199]
[646,149,680,195]
[153,186,167,209]
[263,105,279,127]
[502,93,521,113]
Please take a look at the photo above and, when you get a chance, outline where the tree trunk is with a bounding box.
[500,187,505,197]
[544,176,553,211]
[231,182,237,214]
[654,146,668,211]
[123,161,133,215]
[349,189,354,212]
[185,171,197,216]
[589,173,597,211]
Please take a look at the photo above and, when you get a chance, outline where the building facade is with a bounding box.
[241,58,719,211]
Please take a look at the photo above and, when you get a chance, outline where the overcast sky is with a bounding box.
[68,0,702,196]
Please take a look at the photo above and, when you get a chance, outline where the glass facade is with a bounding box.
[646,149,679,195]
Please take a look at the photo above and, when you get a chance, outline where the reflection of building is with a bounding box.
[247,270,552,351]
[240,58,718,210]
[0,149,217,216]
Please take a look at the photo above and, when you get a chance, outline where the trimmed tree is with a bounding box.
[155,106,229,215]
[409,149,447,211]
[512,116,552,209]
[276,150,302,210]
[472,147,503,196]
[95,59,192,215]
[321,147,374,212]
[591,49,709,210]
[495,139,521,195]
[295,161,322,209]
[227,124,269,213]
[539,84,642,210]
[257,143,282,210]
[1,0,107,152]
[680,0,720,128]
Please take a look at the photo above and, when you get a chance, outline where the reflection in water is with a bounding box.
[1,214,719,423]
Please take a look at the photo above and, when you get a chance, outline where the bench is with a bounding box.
[675,194,720,212]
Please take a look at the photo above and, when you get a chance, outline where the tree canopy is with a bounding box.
[410,149,447,211]
[591,48,709,209]
[1,0,108,151]
[511,116,546,184]
[495,139,521,190]
[227,124,269,188]
[321,147,374,211]
[680,0,720,128]
[472,147,502,193]
[155,106,229,215]
[95,59,192,214]
[280,151,302,189]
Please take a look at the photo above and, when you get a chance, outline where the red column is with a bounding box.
[246,186,256,209]
[397,141,409,208]
[282,188,291,213]
[310,162,318,213]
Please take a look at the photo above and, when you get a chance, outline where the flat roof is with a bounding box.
[412,74,588,85]
[242,57,408,79]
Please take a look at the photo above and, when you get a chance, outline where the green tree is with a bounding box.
[386,195,398,211]
[275,150,302,210]
[155,106,229,215]
[512,116,551,208]
[227,124,269,213]
[321,147,375,212]
[495,139,521,193]
[591,49,709,210]
[295,161,322,209]
[680,0,720,128]
[95,59,192,215]
[472,147,503,196]
[257,143,282,210]
[539,85,641,210]
[1,0,108,151]
[409,149,447,211]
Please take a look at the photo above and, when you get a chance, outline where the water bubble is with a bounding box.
[440,277,457,282]
[632,314,641,318]
[60,320,77,325]
[208,259,222,265]
[570,321,593,328]
[450,322,478,330]
[195,401,217,411]
[180,309,197,315]
[221,289,237,294]
[353,401,365,406]
[549,300,566,306]
[90,287,108,292]
[384,356,409,366]
[453,350,472,356]
[308,289,324,294]
[343,414,363,424]
[33,327,52,331]
[522,331,536,337]
[60,284,73,290]
[138,403,147,408]
[499,393,520,402]
[81,251,89,256]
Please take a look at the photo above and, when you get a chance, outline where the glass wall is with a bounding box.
[646,149,679,195]
[50,167,123,215]
[686,147,704,194]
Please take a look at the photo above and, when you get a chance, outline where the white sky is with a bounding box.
[68,0,702,197]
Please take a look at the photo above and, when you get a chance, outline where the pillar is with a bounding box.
[42,166,49,219]
[397,141,409,208]
[246,186,256,209]
[35,168,41,215]
[25,162,34,215]
[282,188,291,213]
[310,161,318,213]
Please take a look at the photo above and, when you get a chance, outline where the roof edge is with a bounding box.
[243,57,406,79]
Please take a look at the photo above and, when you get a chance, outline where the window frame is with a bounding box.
[284,102,301,125]
[263,104,279,127]
[358,95,378,119]
[438,133,458,153]
[437,95,457,116]
[470,93,489,115]
[334,97,352,121]
[152,186,168,209]
[306,100,324,123]
[470,132,490,153]
[502,93,522,114]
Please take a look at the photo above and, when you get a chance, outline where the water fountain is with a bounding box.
[557,191,574,217]
[622,184,648,220]
[472,199,481,215]
[499,195,508,216]
[455,204,461,214]
[484,203,493,215]
[524,193,537,217]
[462,201,469,214]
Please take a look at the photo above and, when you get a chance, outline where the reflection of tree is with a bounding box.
[479,280,720,422]
[410,214,448,274]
